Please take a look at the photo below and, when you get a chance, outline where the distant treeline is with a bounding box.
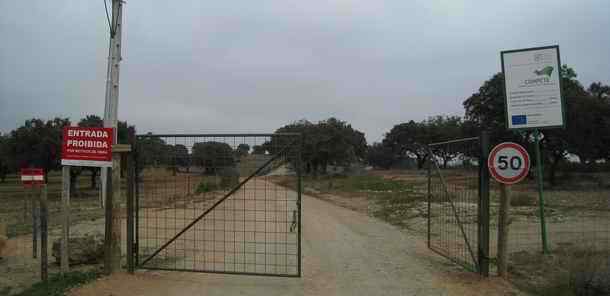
[1,66,608,186]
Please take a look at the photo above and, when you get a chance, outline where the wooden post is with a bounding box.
[61,166,71,273]
[40,185,48,282]
[497,183,511,277]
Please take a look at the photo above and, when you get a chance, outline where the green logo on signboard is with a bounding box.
[534,66,554,77]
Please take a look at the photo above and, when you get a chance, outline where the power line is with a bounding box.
[103,0,114,36]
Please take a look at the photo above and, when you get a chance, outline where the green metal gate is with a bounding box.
[427,133,490,276]
[131,133,302,277]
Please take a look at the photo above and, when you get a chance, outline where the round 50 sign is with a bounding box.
[488,142,530,185]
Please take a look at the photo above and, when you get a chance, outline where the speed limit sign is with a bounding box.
[488,142,531,184]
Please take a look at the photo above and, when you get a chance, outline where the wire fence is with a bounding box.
[135,134,301,276]
[491,162,610,269]
[0,172,105,294]
[425,135,609,278]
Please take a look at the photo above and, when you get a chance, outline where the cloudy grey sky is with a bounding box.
[1,0,609,142]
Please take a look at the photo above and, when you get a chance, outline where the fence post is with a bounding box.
[61,166,71,273]
[478,131,490,276]
[32,187,38,259]
[104,165,113,275]
[134,146,140,267]
[296,134,303,277]
[127,152,135,274]
[427,150,432,249]
[39,185,48,282]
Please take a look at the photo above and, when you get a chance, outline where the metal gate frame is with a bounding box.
[127,133,303,277]
[427,132,490,276]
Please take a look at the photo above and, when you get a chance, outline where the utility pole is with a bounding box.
[102,0,124,274]
[101,0,123,206]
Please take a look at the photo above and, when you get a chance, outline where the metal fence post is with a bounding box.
[297,134,303,277]
[134,146,140,267]
[32,187,38,259]
[478,131,490,276]
[427,151,432,249]
[39,185,48,282]
[104,166,114,275]
[127,152,135,274]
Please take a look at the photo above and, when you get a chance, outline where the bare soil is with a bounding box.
[69,185,524,296]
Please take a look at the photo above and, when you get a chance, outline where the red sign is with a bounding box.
[21,168,44,187]
[488,142,531,185]
[61,127,113,167]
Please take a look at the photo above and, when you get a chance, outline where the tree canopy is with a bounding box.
[266,118,367,175]
[461,65,610,184]
[380,116,465,169]
[192,141,235,175]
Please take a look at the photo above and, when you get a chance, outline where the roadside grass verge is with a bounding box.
[269,174,427,229]
[0,270,100,296]
[510,247,610,296]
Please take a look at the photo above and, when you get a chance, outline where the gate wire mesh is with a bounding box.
[427,137,481,272]
[134,134,301,277]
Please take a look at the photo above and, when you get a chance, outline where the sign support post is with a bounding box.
[533,130,549,254]
[61,166,71,273]
[497,183,511,277]
[488,142,531,277]
[61,126,114,273]
[501,45,565,255]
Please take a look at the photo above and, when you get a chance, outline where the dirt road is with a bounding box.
[70,192,519,296]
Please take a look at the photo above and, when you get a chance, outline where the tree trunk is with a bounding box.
[416,154,427,170]
[548,158,559,187]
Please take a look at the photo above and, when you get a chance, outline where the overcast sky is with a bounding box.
[1,1,609,142]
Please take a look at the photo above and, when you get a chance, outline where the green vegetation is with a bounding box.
[512,248,610,296]
[509,191,537,207]
[280,174,427,228]
[299,175,410,193]
[367,66,610,189]
[194,174,239,194]
[265,118,367,175]
[195,179,226,193]
[0,270,99,296]
[369,189,426,228]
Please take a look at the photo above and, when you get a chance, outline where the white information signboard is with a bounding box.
[501,46,565,130]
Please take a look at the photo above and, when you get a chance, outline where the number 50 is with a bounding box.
[498,155,522,170]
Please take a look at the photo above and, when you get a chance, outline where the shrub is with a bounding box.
[539,250,610,296]
[11,270,99,296]
[195,181,217,193]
